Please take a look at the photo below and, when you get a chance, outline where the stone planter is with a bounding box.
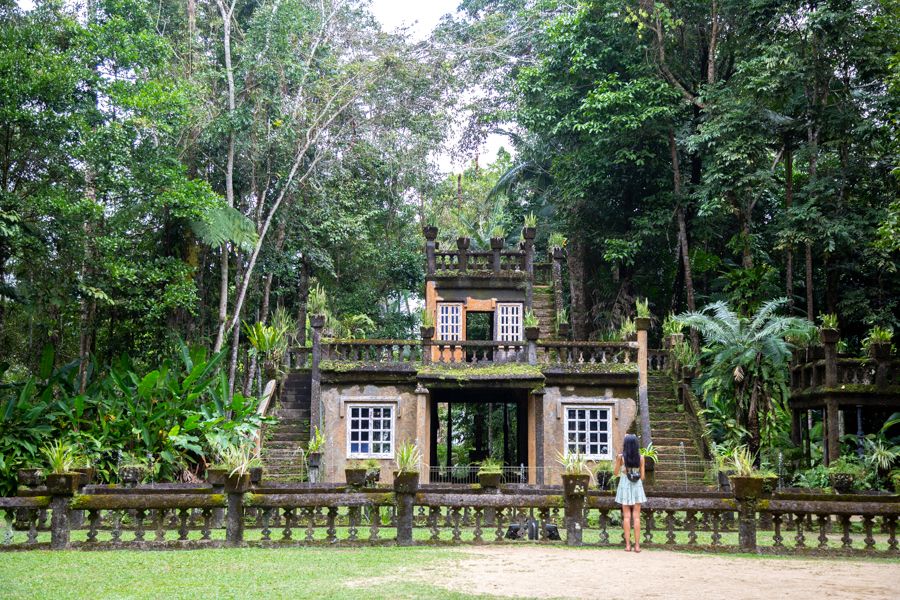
[420,326,435,340]
[422,225,438,240]
[868,342,892,360]
[345,468,368,488]
[306,452,323,470]
[119,466,146,488]
[717,469,735,491]
[829,472,856,494]
[522,226,536,240]
[490,237,505,250]
[561,474,590,496]
[74,467,96,488]
[557,322,570,338]
[45,473,80,496]
[309,314,326,329]
[667,333,684,349]
[761,474,779,495]
[225,473,251,494]
[819,328,840,345]
[365,468,381,487]
[206,468,228,486]
[17,469,44,488]
[635,317,651,331]
[249,467,263,484]
[393,470,419,494]
[595,471,613,491]
[524,326,540,341]
[478,472,502,489]
[456,237,471,250]
[551,247,565,260]
[729,476,767,500]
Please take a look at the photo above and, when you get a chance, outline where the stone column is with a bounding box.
[821,328,839,387]
[551,248,564,320]
[309,314,325,440]
[394,473,419,546]
[562,475,588,546]
[533,389,545,486]
[736,497,758,553]
[456,237,469,273]
[423,226,438,277]
[635,318,652,449]
[490,237,503,274]
[415,384,431,484]
[523,227,536,310]
[825,399,840,465]
[50,495,71,550]
[225,491,244,547]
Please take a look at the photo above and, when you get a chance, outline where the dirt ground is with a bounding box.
[381,546,900,600]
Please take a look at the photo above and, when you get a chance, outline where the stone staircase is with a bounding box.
[532,284,557,340]
[647,372,708,488]
[261,370,312,482]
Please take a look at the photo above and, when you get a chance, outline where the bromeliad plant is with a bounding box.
[556,450,590,476]
[395,442,422,474]
[523,309,540,328]
[41,441,77,474]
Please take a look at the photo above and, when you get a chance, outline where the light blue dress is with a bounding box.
[615,455,648,505]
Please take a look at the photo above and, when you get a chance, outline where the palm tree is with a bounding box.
[676,299,815,460]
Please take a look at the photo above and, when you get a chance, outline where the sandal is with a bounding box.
[634,547,642,553]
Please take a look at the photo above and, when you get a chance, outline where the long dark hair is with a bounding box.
[622,434,641,469]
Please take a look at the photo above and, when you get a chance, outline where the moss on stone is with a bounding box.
[417,363,545,380]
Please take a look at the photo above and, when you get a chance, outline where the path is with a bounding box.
[384,546,900,600]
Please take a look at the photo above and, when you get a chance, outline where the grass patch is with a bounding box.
[0,546,484,600]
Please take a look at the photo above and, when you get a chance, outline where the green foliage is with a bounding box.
[489,224,507,240]
[729,446,758,477]
[477,457,503,475]
[420,308,435,330]
[862,326,894,349]
[556,450,589,475]
[307,426,326,454]
[41,440,77,475]
[792,465,830,490]
[523,212,538,229]
[677,299,816,453]
[635,298,651,319]
[307,284,329,317]
[662,313,685,336]
[243,322,288,357]
[523,309,539,328]
[639,443,658,465]
[618,318,636,339]
[395,442,422,474]
[219,443,253,477]
[819,314,839,330]
[547,233,567,250]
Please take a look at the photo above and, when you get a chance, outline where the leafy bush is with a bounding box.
[792,465,830,489]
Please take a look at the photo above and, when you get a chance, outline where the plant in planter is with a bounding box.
[17,465,44,488]
[554,308,570,337]
[727,445,769,499]
[639,443,658,485]
[524,309,540,340]
[362,458,382,486]
[306,426,325,470]
[548,232,567,253]
[118,453,147,488]
[863,325,894,358]
[618,318,636,341]
[827,456,865,494]
[489,225,506,249]
[40,441,80,495]
[557,451,590,494]
[307,283,329,318]
[522,212,537,239]
[477,458,503,489]
[220,443,253,493]
[420,307,435,339]
[593,461,614,490]
[393,441,421,493]
[712,444,736,490]
[345,459,370,488]
[248,456,264,484]
[73,455,97,488]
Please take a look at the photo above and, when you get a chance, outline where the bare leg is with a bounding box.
[633,503,642,552]
[622,504,632,550]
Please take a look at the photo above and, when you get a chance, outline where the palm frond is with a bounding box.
[191,205,259,252]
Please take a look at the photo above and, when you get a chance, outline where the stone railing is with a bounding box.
[3,483,897,554]
[433,250,527,275]
[533,261,552,285]
[537,341,638,368]
[649,349,670,371]
[320,339,423,364]
[430,340,529,364]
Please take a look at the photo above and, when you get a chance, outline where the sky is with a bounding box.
[14,0,509,173]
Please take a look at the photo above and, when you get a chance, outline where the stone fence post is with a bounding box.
[736,497,758,553]
[456,237,469,272]
[48,478,76,550]
[562,474,588,546]
[309,314,325,440]
[394,471,419,546]
[636,317,652,449]
[423,226,438,277]
[225,489,245,547]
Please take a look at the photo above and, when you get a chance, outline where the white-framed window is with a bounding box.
[437,303,462,340]
[347,404,395,458]
[496,302,523,342]
[564,406,611,459]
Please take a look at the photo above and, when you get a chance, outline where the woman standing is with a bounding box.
[614,433,648,552]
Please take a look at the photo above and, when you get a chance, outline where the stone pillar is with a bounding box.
[562,475,588,546]
[821,328,839,387]
[825,399,840,465]
[523,227,536,310]
[309,314,325,440]
[423,226,438,277]
[421,326,433,366]
[50,495,71,550]
[635,318,652,449]
[533,390,545,486]
[225,491,244,547]
[394,473,419,546]
[790,407,802,447]
[490,237,503,274]
[456,237,469,273]
[415,384,431,484]
[551,248,564,322]
[736,498,758,553]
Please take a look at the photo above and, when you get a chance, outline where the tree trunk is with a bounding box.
[567,238,590,340]
[784,134,794,308]
[227,255,244,396]
[78,169,97,393]
[670,131,699,351]
[296,259,310,347]
[805,242,814,322]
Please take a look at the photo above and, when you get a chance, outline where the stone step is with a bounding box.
[275,408,309,420]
